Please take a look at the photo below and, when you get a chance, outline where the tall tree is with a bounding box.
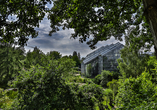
[0,0,51,46]
[0,42,24,88]
[72,55,81,68]
[24,48,46,69]
[78,52,81,60]
[46,51,62,60]
[48,0,157,56]
[1,0,157,58]
[73,51,77,56]
[117,46,149,78]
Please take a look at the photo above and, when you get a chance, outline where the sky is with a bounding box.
[23,2,125,58]
[25,16,125,58]
[14,2,153,58]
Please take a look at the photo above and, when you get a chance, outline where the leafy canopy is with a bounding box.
[0,0,51,46]
[49,0,151,49]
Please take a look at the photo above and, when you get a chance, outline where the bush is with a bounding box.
[83,78,94,84]
[10,58,79,110]
[92,74,101,85]
[81,72,85,77]
[66,75,84,83]
[104,89,114,108]
[86,63,92,77]
[79,84,106,109]
[9,57,107,110]
[100,70,112,88]
[115,71,157,109]
[107,79,119,100]
[0,88,17,109]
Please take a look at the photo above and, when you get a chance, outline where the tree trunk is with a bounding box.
[154,46,157,58]
[142,0,157,58]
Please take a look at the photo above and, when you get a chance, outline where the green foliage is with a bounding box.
[66,75,84,83]
[9,56,108,109]
[125,27,153,54]
[46,51,62,60]
[6,90,18,100]
[115,71,157,109]
[0,88,17,109]
[49,0,151,49]
[0,88,10,108]
[79,84,106,109]
[117,45,150,78]
[72,51,77,56]
[80,72,85,77]
[92,70,121,89]
[86,63,92,77]
[107,79,119,101]
[0,43,24,88]
[0,0,52,46]
[103,88,114,108]
[83,78,94,84]
[72,55,81,68]
[100,70,112,88]
[146,56,157,82]
[104,89,113,102]
[24,49,46,69]
[10,57,78,109]
[92,74,101,85]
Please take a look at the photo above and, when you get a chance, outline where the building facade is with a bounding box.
[81,42,124,77]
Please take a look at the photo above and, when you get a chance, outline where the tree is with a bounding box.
[0,42,24,88]
[2,0,157,59]
[2,0,157,58]
[86,63,92,77]
[117,28,155,78]
[78,52,81,60]
[0,0,51,46]
[73,51,77,56]
[24,48,46,69]
[10,56,106,109]
[72,55,81,68]
[117,46,149,78]
[69,55,72,58]
[46,51,62,60]
[115,71,157,109]
[49,0,157,57]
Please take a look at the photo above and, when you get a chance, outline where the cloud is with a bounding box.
[25,25,127,58]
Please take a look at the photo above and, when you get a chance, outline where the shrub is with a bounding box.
[107,79,119,100]
[79,84,106,109]
[104,89,114,108]
[92,74,101,85]
[81,72,85,77]
[86,63,92,77]
[100,70,112,88]
[9,57,107,110]
[10,58,79,110]
[115,71,157,109]
[83,78,94,84]
[0,88,17,109]
[65,75,84,83]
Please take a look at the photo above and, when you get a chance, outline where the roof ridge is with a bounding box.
[83,42,123,64]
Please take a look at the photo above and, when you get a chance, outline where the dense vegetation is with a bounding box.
[0,43,115,109]
[1,0,157,109]
[1,41,157,109]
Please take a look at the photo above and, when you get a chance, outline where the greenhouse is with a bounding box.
[81,42,124,77]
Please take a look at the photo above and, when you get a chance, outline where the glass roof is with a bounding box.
[83,42,124,64]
